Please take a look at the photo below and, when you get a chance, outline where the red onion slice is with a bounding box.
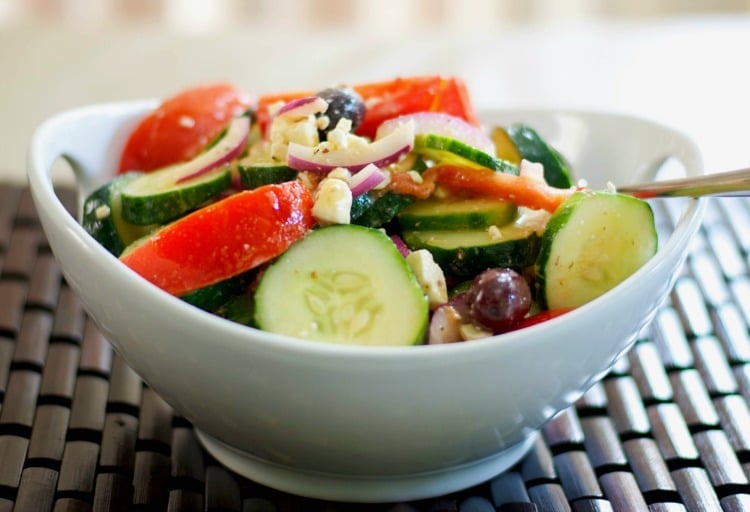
[390,234,411,258]
[277,96,328,118]
[287,120,414,173]
[348,163,386,196]
[176,116,250,184]
[376,112,494,155]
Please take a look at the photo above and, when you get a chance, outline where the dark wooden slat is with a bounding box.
[520,437,557,482]
[1,227,40,280]
[692,336,738,396]
[26,253,61,311]
[526,484,570,512]
[0,185,22,249]
[14,466,58,512]
[0,434,28,487]
[671,467,722,511]
[489,471,532,505]
[706,223,748,280]
[68,377,108,431]
[543,408,584,447]
[98,413,138,469]
[52,498,93,512]
[714,395,750,454]
[603,377,650,436]
[579,417,627,469]
[51,287,86,344]
[27,405,69,460]
[91,473,132,512]
[39,343,79,398]
[671,278,713,338]
[570,499,614,512]
[133,451,171,508]
[1,370,41,426]
[647,403,699,462]
[553,451,601,501]
[77,319,111,375]
[107,354,142,409]
[693,430,748,487]
[0,281,27,336]
[669,369,720,429]
[13,310,53,367]
[598,472,649,511]
[712,303,750,363]
[15,189,40,225]
[0,337,14,396]
[205,465,243,512]
[687,250,730,308]
[650,308,694,370]
[622,438,677,494]
[628,342,673,403]
[56,441,98,494]
[167,490,203,512]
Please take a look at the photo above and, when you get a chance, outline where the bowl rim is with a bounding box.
[27,100,707,360]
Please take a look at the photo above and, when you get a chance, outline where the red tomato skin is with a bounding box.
[118,83,251,173]
[254,75,478,140]
[120,181,314,296]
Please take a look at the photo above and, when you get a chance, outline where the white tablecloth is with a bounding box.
[3,15,749,184]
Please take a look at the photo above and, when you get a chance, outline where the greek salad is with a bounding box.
[82,76,657,346]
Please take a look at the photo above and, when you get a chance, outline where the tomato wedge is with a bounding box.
[120,181,314,296]
[510,308,573,331]
[118,83,251,174]
[425,164,574,213]
[255,75,479,140]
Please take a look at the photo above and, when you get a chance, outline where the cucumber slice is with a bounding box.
[505,124,573,188]
[537,191,657,310]
[350,192,414,228]
[81,172,157,256]
[255,225,428,346]
[490,126,522,165]
[238,163,298,190]
[180,273,251,313]
[120,116,250,225]
[397,197,517,231]
[402,224,541,278]
[121,164,231,225]
[413,134,519,174]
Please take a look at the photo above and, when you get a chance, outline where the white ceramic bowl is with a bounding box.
[27,102,705,503]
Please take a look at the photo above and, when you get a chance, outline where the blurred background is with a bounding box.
[2,0,750,33]
[2,0,750,181]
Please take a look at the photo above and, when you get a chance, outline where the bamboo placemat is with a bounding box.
[2,183,750,511]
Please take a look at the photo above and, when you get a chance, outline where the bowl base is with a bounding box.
[195,429,537,503]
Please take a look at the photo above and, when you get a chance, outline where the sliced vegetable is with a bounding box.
[286,120,414,173]
[277,96,328,118]
[238,163,298,190]
[413,134,518,174]
[490,126,522,165]
[376,112,494,155]
[255,75,479,140]
[352,76,479,139]
[350,192,414,228]
[536,191,657,310]
[425,164,574,213]
[397,197,517,231]
[180,273,251,312]
[348,164,387,196]
[119,83,251,173]
[402,224,542,278]
[120,116,249,225]
[81,172,156,256]
[506,124,573,188]
[254,225,428,346]
[120,181,315,297]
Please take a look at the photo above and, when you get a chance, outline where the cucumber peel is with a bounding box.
[536,191,657,310]
[254,225,428,346]
[413,134,519,174]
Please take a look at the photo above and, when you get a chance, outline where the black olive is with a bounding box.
[316,87,365,140]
